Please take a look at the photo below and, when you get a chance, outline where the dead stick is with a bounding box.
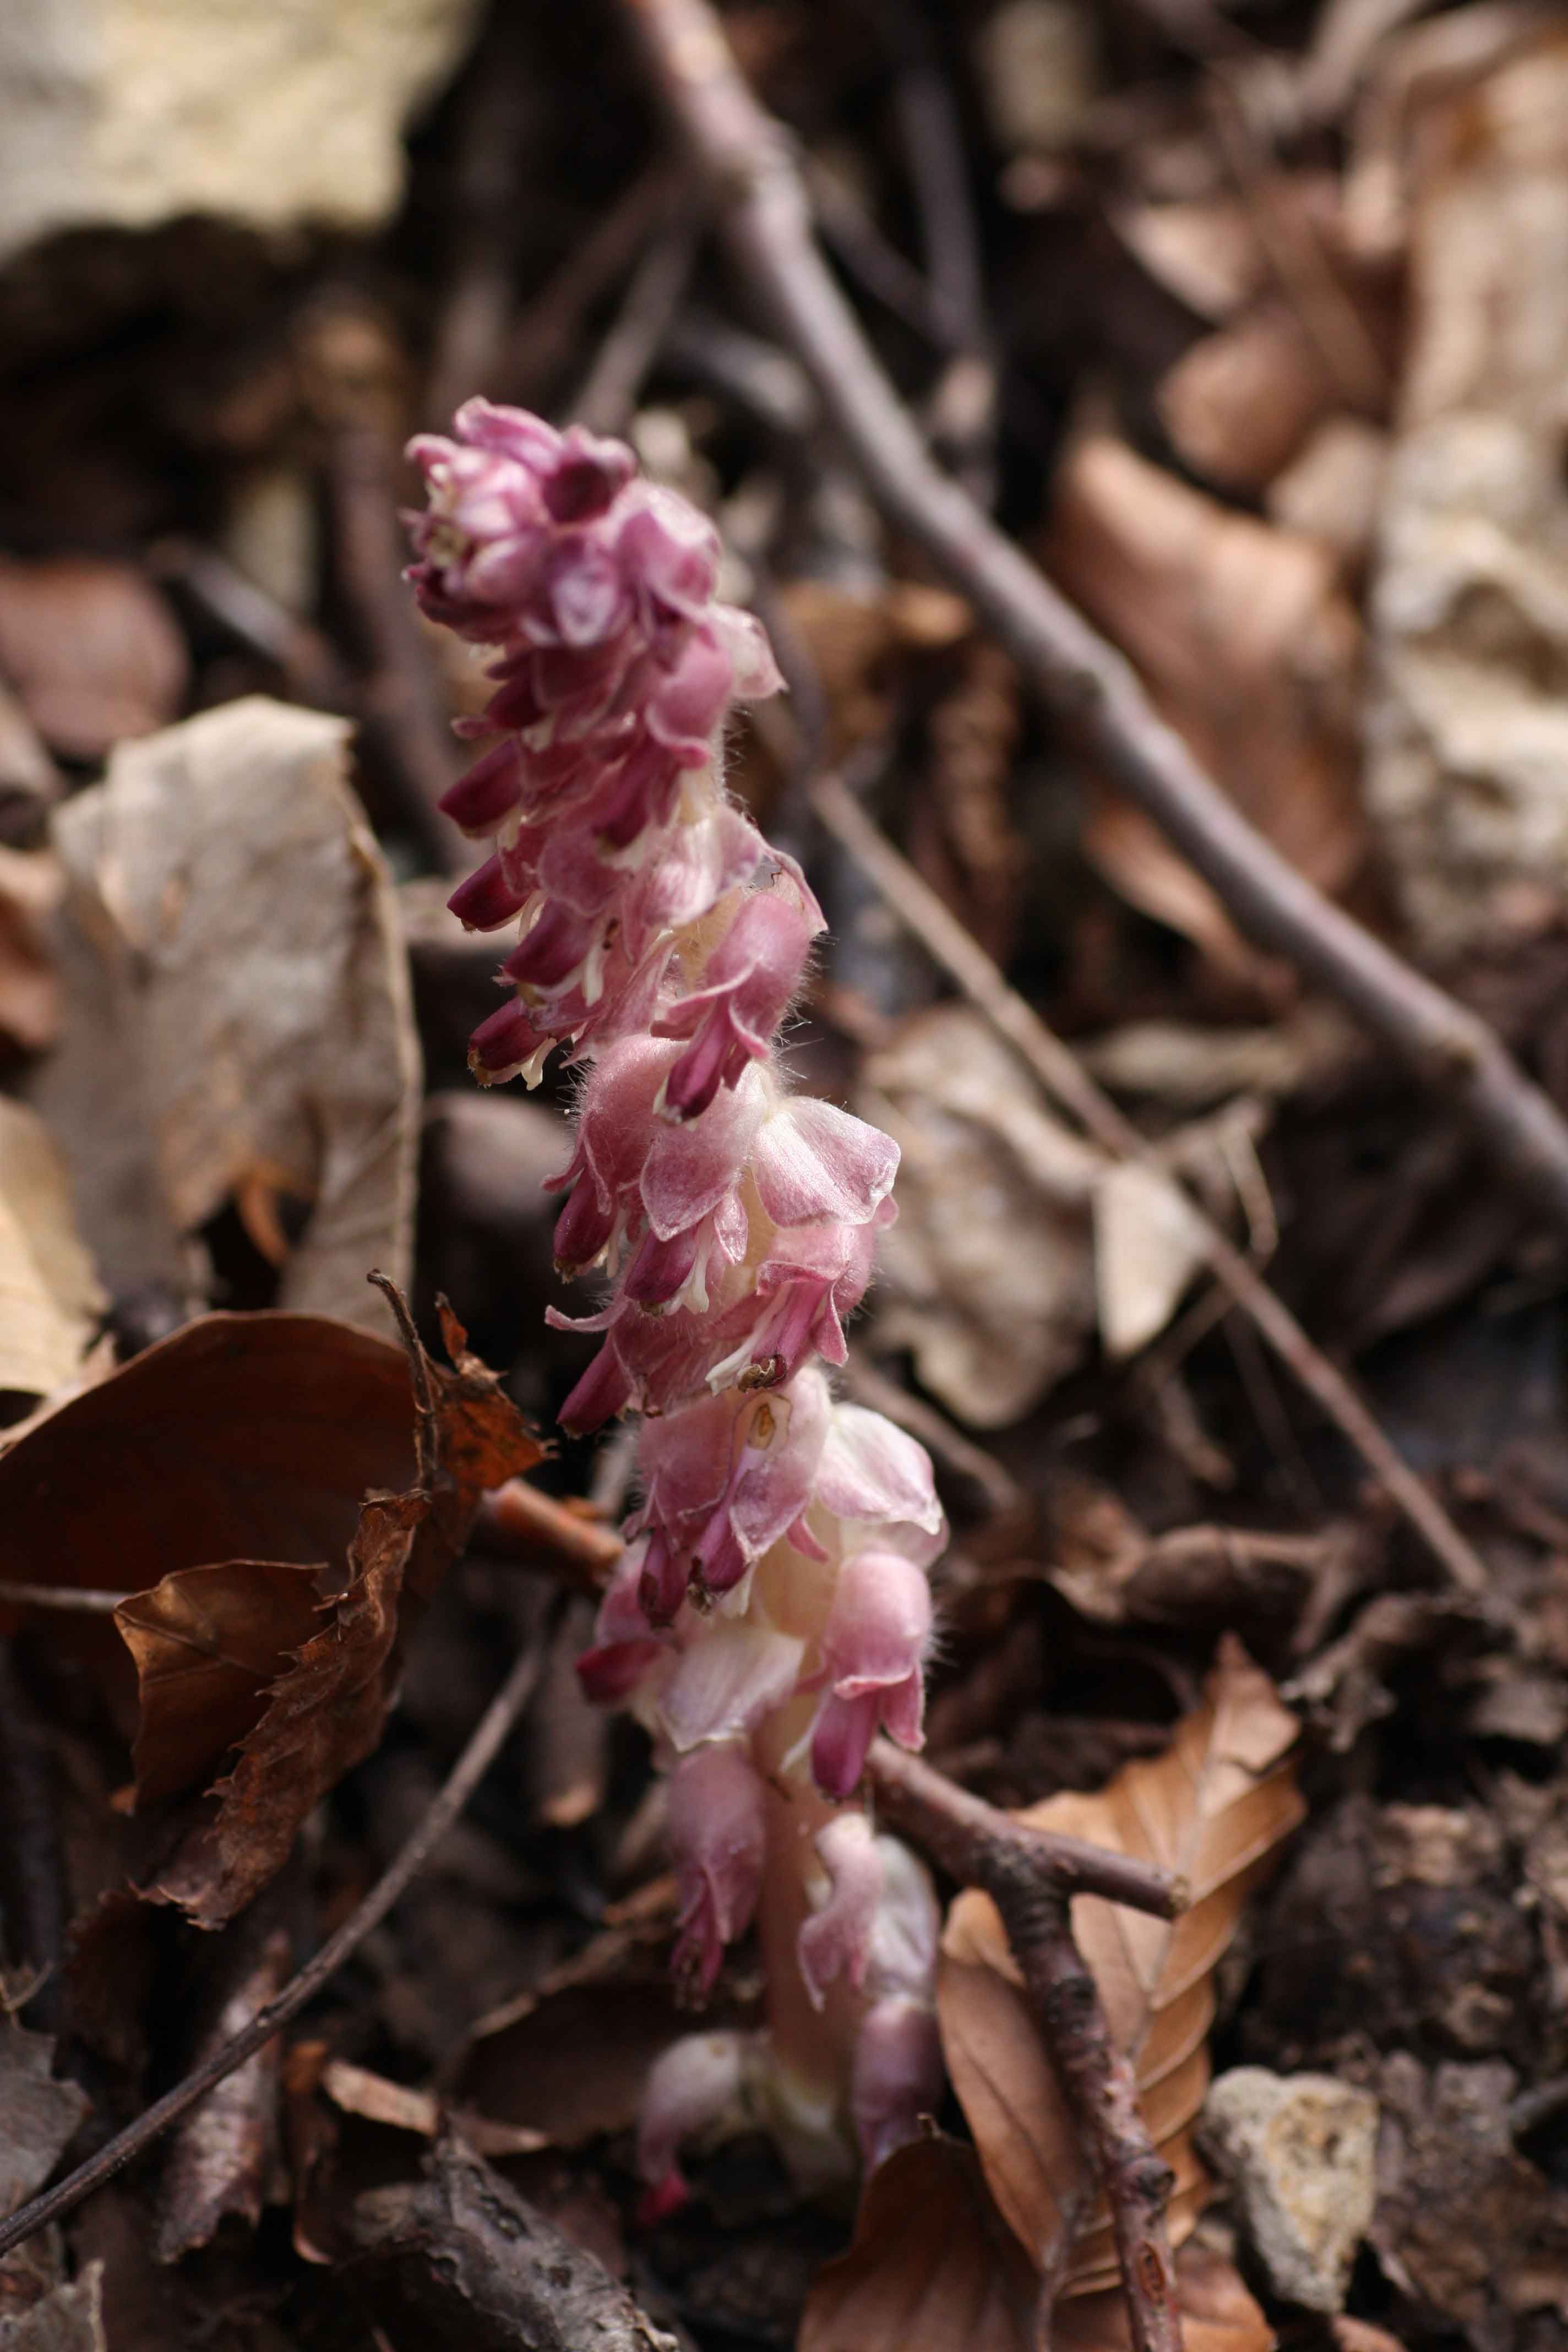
[865,1743,1183,1919]
[0,1621,553,2262]
[620,0,1568,1237]
[811,766,1488,1594]
[865,1743,1183,2352]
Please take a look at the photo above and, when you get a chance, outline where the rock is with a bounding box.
[0,0,484,266]
[1203,2066,1379,2313]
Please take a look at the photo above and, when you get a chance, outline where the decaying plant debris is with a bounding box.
[5,3,1568,2349]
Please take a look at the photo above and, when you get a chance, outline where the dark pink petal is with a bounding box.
[438,738,525,836]
[467,998,548,1086]
[502,903,596,990]
[448,853,531,932]
[558,1338,635,1434]
[543,424,636,521]
[576,1636,664,1705]
[810,1689,881,1799]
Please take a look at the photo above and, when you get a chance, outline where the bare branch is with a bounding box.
[619,0,1568,1237]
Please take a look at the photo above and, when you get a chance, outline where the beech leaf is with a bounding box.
[938,1635,1304,2290]
[0,1305,545,1926]
[798,2136,1039,2352]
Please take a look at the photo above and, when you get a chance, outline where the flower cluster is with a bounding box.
[407,400,945,2208]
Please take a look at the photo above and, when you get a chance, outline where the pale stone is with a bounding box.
[1204,2066,1379,2313]
[0,0,484,265]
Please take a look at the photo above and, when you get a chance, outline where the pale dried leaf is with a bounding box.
[1045,435,1364,983]
[1362,30,1568,956]
[0,2262,106,2352]
[938,1637,1304,2289]
[0,2021,92,2215]
[0,1097,106,1398]
[1093,1162,1208,1360]
[28,697,420,1333]
[0,846,61,1054]
[860,1005,1101,1427]
[320,2059,547,2157]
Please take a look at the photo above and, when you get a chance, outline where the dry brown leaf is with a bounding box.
[0,1097,106,1398]
[319,2059,547,2157]
[0,556,188,761]
[1044,435,1365,984]
[0,1305,543,1925]
[153,1920,291,2262]
[798,2144,1272,2352]
[149,1306,544,1927]
[27,695,420,1333]
[1158,303,1338,493]
[798,2136,1039,2352]
[859,1005,1101,1428]
[938,1637,1304,2290]
[116,1562,326,1807]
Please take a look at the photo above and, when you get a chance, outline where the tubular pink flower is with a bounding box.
[406,398,946,2199]
[666,1744,767,1998]
[809,1549,934,1799]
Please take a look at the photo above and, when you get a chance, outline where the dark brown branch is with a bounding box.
[344,2135,679,2351]
[864,1742,1182,2352]
[865,1742,1184,1920]
[809,765,1489,1598]
[0,1621,553,2262]
[620,0,1568,1238]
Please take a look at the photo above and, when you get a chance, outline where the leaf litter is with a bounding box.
[3,9,1568,2352]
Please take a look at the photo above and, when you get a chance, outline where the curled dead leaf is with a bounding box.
[0,1304,544,1926]
[26,695,421,1333]
[938,1637,1304,2291]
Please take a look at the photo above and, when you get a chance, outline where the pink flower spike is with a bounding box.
[635,2029,752,2220]
[619,485,722,633]
[797,1814,884,2010]
[666,1745,767,1997]
[809,1689,883,1800]
[850,1996,944,2175]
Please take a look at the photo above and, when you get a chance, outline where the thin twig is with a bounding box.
[570,224,699,434]
[620,0,1568,1237]
[0,1620,555,2263]
[865,1742,1183,1920]
[865,1742,1183,2352]
[810,765,1488,1594]
[472,1477,623,1588]
[0,1582,129,1613]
